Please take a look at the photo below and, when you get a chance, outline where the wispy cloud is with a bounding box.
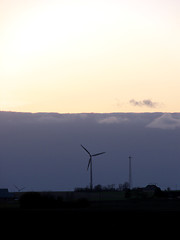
[98,116,128,124]
[130,99,158,108]
[147,113,180,130]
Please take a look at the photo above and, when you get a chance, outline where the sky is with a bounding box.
[1,111,180,191]
[1,0,180,113]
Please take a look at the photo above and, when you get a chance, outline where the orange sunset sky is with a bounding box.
[1,0,180,113]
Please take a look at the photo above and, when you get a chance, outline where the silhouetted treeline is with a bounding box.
[19,192,89,209]
[19,188,180,210]
[75,182,130,192]
[74,184,180,199]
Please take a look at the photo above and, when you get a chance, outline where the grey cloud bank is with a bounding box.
[0,111,180,191]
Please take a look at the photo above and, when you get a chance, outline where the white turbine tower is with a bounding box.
[81,145,105,191]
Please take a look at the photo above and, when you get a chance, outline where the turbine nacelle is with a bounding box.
[81,144,105,170]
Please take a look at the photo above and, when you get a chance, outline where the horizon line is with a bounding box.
[0,110,180,115]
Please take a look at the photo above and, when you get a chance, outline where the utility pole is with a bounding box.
[128,156,132,189]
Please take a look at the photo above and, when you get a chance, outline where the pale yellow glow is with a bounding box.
[0,0,180,113]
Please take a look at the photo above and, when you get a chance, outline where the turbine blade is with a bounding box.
[87,157,92,170]
[92,152,106,157]
[81,144,91,156]
[14,185,19,191]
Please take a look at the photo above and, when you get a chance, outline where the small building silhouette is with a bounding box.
[0,189,14,200]
[143,184,161,192]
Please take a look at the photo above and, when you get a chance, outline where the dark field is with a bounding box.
[2,189,180,229]
[2,198,180,215]
[1,198,180,234]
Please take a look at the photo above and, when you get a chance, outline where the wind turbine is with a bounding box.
[81,145,105,191]
[14,185,25,192]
